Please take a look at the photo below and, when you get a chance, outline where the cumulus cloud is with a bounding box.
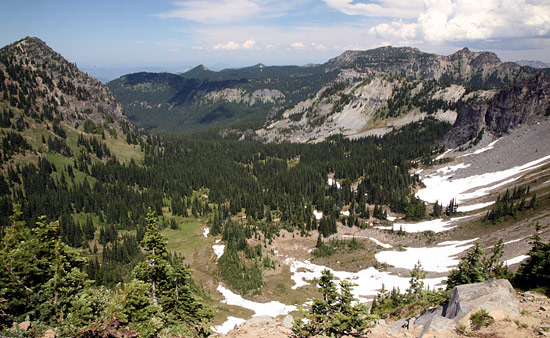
[371,0,550,44]
[242,39,257,49]
[323,0,424,19]
[291,42,306,49]
[212,40,259,50]
[212,41,241,50]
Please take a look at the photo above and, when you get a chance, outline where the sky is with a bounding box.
[2,0,550,72]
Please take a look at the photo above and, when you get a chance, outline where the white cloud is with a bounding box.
[371,0,550,44]
[213,41,241,50]
[291,42,306,49]
[212,39,259,50]
[323,0,424,19]
[156,0,262,24]
[242,39,257,49]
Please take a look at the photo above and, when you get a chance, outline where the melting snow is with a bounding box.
[214,316,246,334]
[328,178,341,189]
[313,210,323,220]
[417,154,550,204]
[283,257,445,301]
[388,215,474,233]
[375,238,478,273]
[341,235,392,248]
[472,139,499,155]
[213,243,225,261]
[456,201,495,212]
[217,285,297,317]
[504,255,529,266]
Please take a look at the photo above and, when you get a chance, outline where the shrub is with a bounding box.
[470,309,494,331]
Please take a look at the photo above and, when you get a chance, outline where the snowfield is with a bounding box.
[214,316,246,334]
[375,238,478,273]
[417,154,550,204]
[283,256,446,302]
[217,285,297,317]
[386,215,474,233]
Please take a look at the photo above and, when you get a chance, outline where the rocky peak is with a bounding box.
[0,36,134,132]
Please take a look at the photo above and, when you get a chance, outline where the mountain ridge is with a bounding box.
[108,45,540,139]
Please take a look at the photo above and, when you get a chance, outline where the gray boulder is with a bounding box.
[444,278,519,322]
[415,278,519,337]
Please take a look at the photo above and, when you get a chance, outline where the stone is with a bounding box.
[444,278,519,322]
[245,315,273,325]
[42,329,57,338]
[414,305,444,329]
[18,321,31,331]
[419,315,456,338]
[281,315,294,329]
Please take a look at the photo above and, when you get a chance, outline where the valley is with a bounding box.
[0,37,549,338]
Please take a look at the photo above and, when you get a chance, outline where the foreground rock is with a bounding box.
[416,278,518,337]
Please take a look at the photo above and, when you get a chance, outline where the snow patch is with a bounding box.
[417,154,550,204]
[214,316,246,334]
[389,215,474,233]
[386,216,397,222]
[473,139,500,155]
[283,257,445,301]
[203,227,209,238]
[328,178,341,189]
[341,235,392,248]
[213,244,225,261]
[504,255,529,266]
[313,210,323,220]
[340,210,350,217]
[375,238,478,273]
[456,201,495,212]
[217,285,297,317]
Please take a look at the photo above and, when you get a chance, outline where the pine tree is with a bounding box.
[293,269,372,337]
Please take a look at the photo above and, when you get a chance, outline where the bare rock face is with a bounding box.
[445,278,519,321]
[441,97,488,148]
[442,70,550,148]
[415,279,519,337]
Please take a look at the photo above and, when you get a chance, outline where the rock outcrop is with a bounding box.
[442,69,550,148]
[415,279,519,337]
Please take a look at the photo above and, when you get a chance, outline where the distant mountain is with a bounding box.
[82,65,192,83]
[108,45,543,141]
[108,63,335,132]
[514,60,550,69]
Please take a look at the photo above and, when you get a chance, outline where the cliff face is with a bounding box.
[442,70,550,148]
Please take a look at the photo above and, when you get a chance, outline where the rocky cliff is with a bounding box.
[442,69,550,148]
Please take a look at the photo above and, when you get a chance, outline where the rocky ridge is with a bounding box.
[0,37,134,133]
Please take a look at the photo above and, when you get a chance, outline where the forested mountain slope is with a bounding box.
[2,37,550,338]
[108,45,543,143]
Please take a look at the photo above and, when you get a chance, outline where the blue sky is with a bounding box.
[2,0,549,71]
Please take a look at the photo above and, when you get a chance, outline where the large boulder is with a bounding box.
[444,278,519,323]
[415,279,519,337]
